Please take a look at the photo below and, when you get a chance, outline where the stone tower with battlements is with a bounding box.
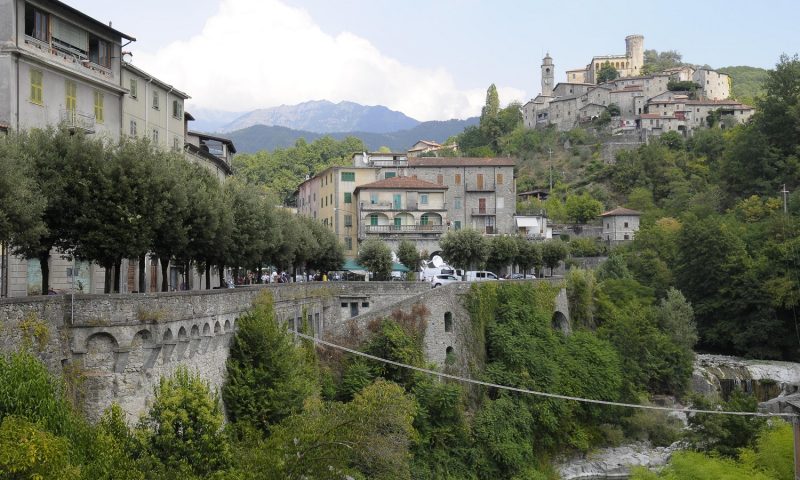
[625,34,645,75]
[541,53,555,96]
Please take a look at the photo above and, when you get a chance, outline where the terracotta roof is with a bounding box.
[611,87,643,93]
[354,176,448,192]
[640,114,665,119]
[601,207,642,216]
[408,157,516,167]
[685,99,752,108]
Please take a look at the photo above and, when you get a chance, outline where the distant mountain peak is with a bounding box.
[219,100,420,134]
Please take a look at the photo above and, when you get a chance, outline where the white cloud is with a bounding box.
[132,0,526,120]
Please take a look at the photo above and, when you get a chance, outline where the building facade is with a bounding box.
[600,207,641,243]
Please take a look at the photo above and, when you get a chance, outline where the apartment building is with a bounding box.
[122,62,188,150]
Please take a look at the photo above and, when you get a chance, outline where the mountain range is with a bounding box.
[188,99,479,153]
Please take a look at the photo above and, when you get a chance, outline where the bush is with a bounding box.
[623,409,683,447]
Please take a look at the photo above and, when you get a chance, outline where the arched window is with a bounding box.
[370,213,378,226]
[421,213,429,225]
[444,312,453,332]
[445,346,455,365]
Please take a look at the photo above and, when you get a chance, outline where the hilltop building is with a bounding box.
[297,152,517,259]
[0,0,235,297]
[522,35,753,138]
[601,207,641,243]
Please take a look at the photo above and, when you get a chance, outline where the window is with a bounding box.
[93,90,104,122]
[385,171,396,179]
[30,69,43,105]
[444,312,453,332]
[497,173,504,184]
[341,172,355,181]
[344,192,352,203]
[370,214,378,226]
[152,129,158,143]
[129,120,137,136]
[454,220,461,230]
[130,79,138,99]
[421,213,429,225]
[152,91,160,110]
[437,174,443,185]
[624,234,630,240]
[454,198,461,210]
[345,237,352,250]
[172,100,182,119]
[497,197,504,209]
[65,80,76,111]
[344,215,352,227]
[341,302,348,307]
[88,36,110,68]
[25,6,49,42]
[455,173,461,184]
[624,222,629,228]
[362,302,370,308]
[420,194,428,205]
[370,193,378,204]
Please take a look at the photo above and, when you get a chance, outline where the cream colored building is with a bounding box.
[601,207,641,243]
[122,62,188,151]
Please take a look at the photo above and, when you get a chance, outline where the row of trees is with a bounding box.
[0,128,344,294]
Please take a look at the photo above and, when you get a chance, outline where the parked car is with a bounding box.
[431,274,460,288]
[505,273,536,280]
[463,271,500,282]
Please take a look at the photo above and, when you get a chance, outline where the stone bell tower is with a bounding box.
[541,53,554,96]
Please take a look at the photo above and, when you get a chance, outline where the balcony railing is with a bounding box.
[360,202,447,212]
[364,224,445,234]
[465,183,496,192]
[471,208,496,216]
[60,109,95,133]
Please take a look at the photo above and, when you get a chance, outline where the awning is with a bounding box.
[392,263,410,272]
[515,217,540,228]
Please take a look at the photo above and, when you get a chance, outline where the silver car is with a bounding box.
[431,274,460,288]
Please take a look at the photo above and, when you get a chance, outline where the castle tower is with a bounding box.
[541,53,554,96]
[625,34,644,75]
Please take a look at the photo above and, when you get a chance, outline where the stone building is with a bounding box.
[0,0,235,297]
[354,177,448,255]
[522,34,750,139]
[600,207,641,243]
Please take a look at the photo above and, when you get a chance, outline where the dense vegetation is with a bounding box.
[1,282,792,478]
[0,129,344,294]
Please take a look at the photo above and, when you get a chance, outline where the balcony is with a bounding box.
[471,208,496,216]
[60,109,95,133]
[360,201,447,212]
[363,224,446,234]
[465,183,496,192]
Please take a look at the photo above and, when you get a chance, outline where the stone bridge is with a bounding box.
[0,280,568,423]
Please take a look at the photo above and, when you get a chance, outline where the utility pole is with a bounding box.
[548,147,553,192]
[782,184,790,214]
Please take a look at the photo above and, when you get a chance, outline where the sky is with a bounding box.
[68,0,800,121]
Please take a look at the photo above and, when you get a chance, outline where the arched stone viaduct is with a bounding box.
[0,280,568,423]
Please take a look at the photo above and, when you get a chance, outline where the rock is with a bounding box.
[692,354,800,402]
[557,441,680,479]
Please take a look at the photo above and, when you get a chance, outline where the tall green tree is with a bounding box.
[486,235,518,274]
[358,239,392,279]
[396,240,420,273]
[566,192,604,224]
[223,293,316,433]
[480,84,500,123]
[0,134,45,253]
[440,228,488,270]
[541,240,568,276]
[138,367,231,476]
[149,154,191,292]
[597,62,620,83]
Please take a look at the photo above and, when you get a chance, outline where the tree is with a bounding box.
[513,236,541,277]
[306,219,344,273]
[597,62,620,83]
[397,240,420,273]
[150,154,192,291]
[566,192,603,224]
[480,84,500,123]
[439,229,488,270]
[0,134,45,253]
[641,49,683,75]
[607,103,621,117]
[358,239,392,279]
[541,240,568,276]
[138,366,231,476]
[486,235,518,274]
[654,288,697,350]
[223,292,316,433]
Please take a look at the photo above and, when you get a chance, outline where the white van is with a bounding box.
[464,271,500,282]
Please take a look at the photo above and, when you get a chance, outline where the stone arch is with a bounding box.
[84,332,118,372]
[190,325,200,338]
[444,312,453,333]
[224,319,231,332]
[394,212,414,226]
[125,329,153,373]
[178,326,188,340]
[552,311,570,334]
[445,346,455,365]
[214,321,222,334]
[162,328,173,342]
[420,211,442,226]
[202,323,211,336]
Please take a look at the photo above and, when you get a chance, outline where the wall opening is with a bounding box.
[444,312,453,332]
[445,346,455,365]
[551,311,569,334]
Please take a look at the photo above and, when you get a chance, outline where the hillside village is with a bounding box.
[522,35,754,138]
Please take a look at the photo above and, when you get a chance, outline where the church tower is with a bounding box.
[541,53,554,96]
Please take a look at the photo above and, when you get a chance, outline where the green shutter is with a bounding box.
[344,192,352,203]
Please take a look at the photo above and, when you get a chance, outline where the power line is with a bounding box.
[296,332,796,419]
